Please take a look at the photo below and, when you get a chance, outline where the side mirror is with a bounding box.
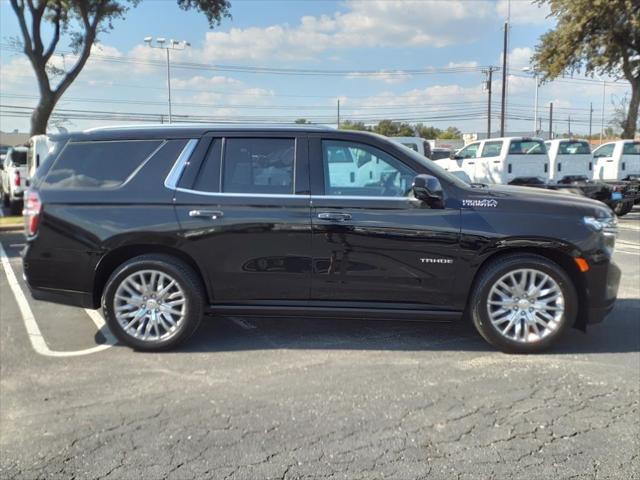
[450,151,463,160]
[412,174,444,208]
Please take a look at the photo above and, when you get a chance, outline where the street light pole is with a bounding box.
[144,36,191,124]
[522,67,539,136]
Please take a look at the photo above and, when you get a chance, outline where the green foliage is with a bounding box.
[437,126,462,139]
[339,120,371,131]
[414,123,441,139]
[371,120,415,137]
[294,118,310,124]
[533,0,639,138]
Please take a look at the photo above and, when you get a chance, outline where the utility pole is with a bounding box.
[484,67,496,139]
[144,36,191,124]
[600,80,606,142]
[500,21,508,137]
[549,102,553,140]
[568,115,571,137]
[589,102,593,139]
[337,99,341,128]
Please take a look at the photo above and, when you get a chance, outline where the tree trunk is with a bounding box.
[622,77,639,139]
[30,93,56,136]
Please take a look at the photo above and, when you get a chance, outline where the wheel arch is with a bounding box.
[466,246,588,330]
[93,244,208,308]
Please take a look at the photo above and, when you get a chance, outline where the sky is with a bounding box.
[0,0,632,135]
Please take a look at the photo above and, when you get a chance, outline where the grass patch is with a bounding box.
[0,216,22,226]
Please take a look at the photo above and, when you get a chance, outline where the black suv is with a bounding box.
[22,125,621,353]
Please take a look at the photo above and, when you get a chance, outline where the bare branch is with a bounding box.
[43,3,63,62]
[9,0,33,55]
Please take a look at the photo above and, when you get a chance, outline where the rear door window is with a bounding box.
[42,140,162,189]
[481,141,503,157]
[222,138,295,194]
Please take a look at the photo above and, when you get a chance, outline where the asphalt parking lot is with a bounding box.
[0,208,638,480]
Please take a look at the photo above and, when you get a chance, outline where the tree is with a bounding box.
[437,126,462,139]
[610,93,639,135]
[339,120,371,131]
[414,123,441,139]
[532,0,639,139]
[10,0,231,135]
[294,118,310,124]
[372,120,414,137]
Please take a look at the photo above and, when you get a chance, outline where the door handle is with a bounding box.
[467,161,475,165]
[188,209,224,220]
[317,212,351,222]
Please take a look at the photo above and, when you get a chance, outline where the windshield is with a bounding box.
[509,140,546,154]
[10,149,27,165]
[558,141,591,154]
[395,142,469,188]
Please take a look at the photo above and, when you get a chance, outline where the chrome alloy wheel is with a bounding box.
[113,269,186,342]
[486,268,565,343]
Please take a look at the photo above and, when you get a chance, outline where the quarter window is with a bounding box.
[322,140,415,197]
[192,139,222,192]
[42,140,162,189]
[222,138,295,194]
[481,141,503,158]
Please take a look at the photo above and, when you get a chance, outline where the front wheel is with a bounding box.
[470,254,577,353]
[102,254,204,351]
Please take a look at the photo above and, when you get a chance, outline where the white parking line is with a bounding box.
[0,242,117,357]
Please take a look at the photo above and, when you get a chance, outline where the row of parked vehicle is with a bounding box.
[393,136,640,216]
[0,135,52,214]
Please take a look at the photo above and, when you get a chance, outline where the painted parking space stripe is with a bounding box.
[0,241,117,357]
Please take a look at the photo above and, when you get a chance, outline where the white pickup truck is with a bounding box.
[544,139,593,182]
[592,140,640,182]
[443,136,549,184]
[0,146,28,214]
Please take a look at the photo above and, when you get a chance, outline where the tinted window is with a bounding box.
[323,140,415,197]
[622,142,640,155]
[594,143,615,157]
[458,143,479,158]
[192,138,222,192]
[401,142,419,152]
[43,140,162,189]
[430,150,450,160]
[9,149,27,165]
[509,140,546,154]
[558,141,591,155]
[222,138,294,194]
[481,141,503,157]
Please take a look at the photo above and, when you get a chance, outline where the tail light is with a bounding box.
[23,190,42,237]
[14,170,21,187]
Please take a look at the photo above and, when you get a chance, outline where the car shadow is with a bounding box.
[174,297,639,355]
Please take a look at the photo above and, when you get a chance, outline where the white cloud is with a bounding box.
[508,47,535,70]
[345,70,410,84]
[496,0,550,24]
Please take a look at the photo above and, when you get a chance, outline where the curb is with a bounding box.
[0,224,23,232]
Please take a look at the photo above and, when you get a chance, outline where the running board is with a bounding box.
[206,304,461,322]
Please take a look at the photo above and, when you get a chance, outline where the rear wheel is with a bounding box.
[8,199,22,215]
[102,254,204,351]
[470,254,577,353]
[613,201,631,216]
[1,192,9,208]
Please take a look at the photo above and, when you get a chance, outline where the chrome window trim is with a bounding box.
[164,139,198,189]
[171,188,419,202]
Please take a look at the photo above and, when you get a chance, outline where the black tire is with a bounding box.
[469,254,577,354]
[102,254,204,351]
[2,192,9,208]
[613,201,630,216]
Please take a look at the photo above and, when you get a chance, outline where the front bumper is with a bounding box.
[583,258,621,325]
